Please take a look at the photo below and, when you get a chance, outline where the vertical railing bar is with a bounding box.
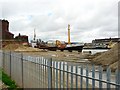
[43,58,45,88]
[40,57,42,88]
[47,60,50,90]
[34,57,37,88]
[118,70,120,90]
[40,57,41,88]
[42,58,44,88]
[99,66,103,90]
[53,61,55,88]
[42,57,44,88]
[45,59,47,88]
[41,57,43,88]
[32,57,34,88]
[92,64,95,90]
[71,65,73,89]
[31,57,33,88]
[37,57,39,88]
[21,53,24,88]
[76,66,78,89]
[3,51,5,71]
[67,64,69,89]
[107,66,111,90]
[3,51,5,70]
[36,57,37,88]
[48,58,52,89]
[34,57,36,88]
[45,58,46,88]
[28,56,30,88]
[59,62,61,89]
[115,69,118,90]
[86,65,89,90]
[38,57,40,88]
[56,61,58,89]
[33,57,35,88]
[61,62,63,89]
[63,62,65,88]
[80,65,83,90]
[9,51,11,77]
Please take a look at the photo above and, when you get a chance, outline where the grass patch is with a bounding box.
[0,69,18,89]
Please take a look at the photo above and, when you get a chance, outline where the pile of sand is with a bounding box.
[3,44,20,51]
[3,44,41,52]
[14,45,42,52]
[89,43,119,71]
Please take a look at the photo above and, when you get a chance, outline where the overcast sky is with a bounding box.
[0,0,119,43]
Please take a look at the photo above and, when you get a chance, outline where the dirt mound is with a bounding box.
[3,44,41,52]
[15,45,41,52]
[3,44,20,51]
[90,43,119,71]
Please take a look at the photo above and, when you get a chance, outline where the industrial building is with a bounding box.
[92,38,120,48]
[92,38,120,44]
[0,19,29,47]
[0,19,14,40]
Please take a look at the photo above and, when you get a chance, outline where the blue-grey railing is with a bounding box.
[0,50,120,89]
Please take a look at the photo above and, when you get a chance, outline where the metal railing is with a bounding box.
[0,50,120,89]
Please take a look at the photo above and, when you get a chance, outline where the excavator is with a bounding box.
[107,40,116,48]
[56,40,66,51]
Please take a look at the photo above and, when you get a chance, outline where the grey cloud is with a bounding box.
[2,0,119,42]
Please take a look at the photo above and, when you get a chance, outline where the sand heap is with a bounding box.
[14,45,42,52]
[2,44,41,52]
[90,43,119,71]
[3,44,20,51]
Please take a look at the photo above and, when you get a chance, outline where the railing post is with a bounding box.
[56,62,58,89]
[71,66,73,89]
[117,70,120,90]
[75,66,78,89]
[3,51,5,70]
[80,65,83,90]
[21,53,24,88]
[92,64,95,90]
[63,62,65,88]
[86,65,89,90]
[9,51,11,77]
[48,58,52,89]
[118,71,120,90]
[67,64,69,88]
[99,66,103,90]
[106,66,111,90]
[59,62,61,88]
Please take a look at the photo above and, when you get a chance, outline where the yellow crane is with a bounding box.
[68,24,71,44]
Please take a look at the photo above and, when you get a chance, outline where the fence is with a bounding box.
[0,50,120,89]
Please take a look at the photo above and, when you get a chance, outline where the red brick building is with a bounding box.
[0,19,29,47]
[15,33,29,45]
[0,19,14,40]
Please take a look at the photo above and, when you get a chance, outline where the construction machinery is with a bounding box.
[31,25,84,52]
[56,24,84,52]
[107,40,117,48]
